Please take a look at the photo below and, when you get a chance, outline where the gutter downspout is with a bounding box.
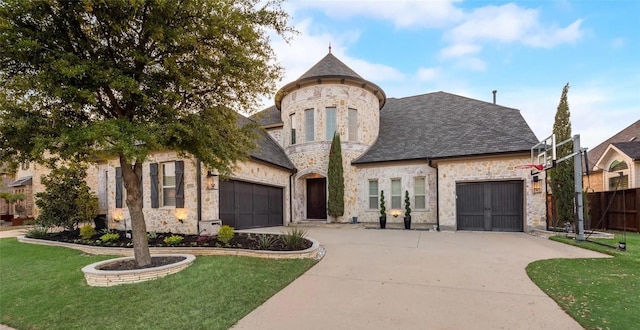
[289,169,297,226]
[196,159,202,233]
[428,160,440,231]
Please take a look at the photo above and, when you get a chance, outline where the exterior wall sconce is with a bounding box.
[176,208,188,223]
[532,175,542,194]
[112,210,124,222]
[389,209,403,218]
[206,171,218,190]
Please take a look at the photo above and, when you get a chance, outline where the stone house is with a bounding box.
[583,120,640,192]
[100,51,546,234]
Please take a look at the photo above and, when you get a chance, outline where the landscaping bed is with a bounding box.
[34,230,313,251]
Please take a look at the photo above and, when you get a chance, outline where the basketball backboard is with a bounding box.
[531,134,556,173]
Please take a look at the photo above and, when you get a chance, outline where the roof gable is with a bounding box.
[585,120,640,171]
[353,92,538,163]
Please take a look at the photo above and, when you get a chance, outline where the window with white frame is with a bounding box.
[290,113,296,145]
[391,178,401,209]
[161,162,176,207]
[608,160,629,190]
[305,109,314,142]
[326,107,337,140]
[368,180,378,209]
[414,177,426,209]
[348,108,358,142]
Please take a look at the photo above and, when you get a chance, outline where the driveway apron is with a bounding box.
[234,228,607,330]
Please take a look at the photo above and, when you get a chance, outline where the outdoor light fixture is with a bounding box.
[206,171,218,190]
[532,175,542,194]
[389,209,403,218]
[112,210,124,222]
[176,208,188,223]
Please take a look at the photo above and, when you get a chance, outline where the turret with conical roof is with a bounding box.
[276,51,385,223]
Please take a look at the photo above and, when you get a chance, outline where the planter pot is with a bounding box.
[379,216,387,229]
[404,216,411,230]
[94,214,107,231]
[352,216,358,224]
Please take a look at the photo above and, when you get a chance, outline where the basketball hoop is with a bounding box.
[515,164,544,171]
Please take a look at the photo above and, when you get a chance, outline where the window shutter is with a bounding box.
[150,163,159,208]
[175,161,184,208]
[115,167,122,208]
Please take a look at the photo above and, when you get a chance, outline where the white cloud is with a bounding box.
[416,67,439,82]
[290,0,465,28]
[456,58,486,71]
[610,37,625,49]
[439,43,481,59]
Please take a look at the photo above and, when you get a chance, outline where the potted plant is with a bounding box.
[404,190,411,229]
[379,191,387,229]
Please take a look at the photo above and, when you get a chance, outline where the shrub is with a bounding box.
[217,225,234,245]
[281,227,308,250]
[163,234,184,246]
[147,231,157,241]
[79,225,96,240]
[257,234,277,250]
[25,227,48,239]
[35,164,99,231]
[100,232,120,243]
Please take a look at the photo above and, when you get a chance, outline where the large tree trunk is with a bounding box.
[119,155,151,267]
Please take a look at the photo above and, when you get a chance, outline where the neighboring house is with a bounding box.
[103,51,546,234]
[583,120,640,192]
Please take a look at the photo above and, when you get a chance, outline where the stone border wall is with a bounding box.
[17,235,320,260]
[81,254,195,287]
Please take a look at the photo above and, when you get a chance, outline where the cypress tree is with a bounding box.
[549,83,575,226]
[327,132,345,219]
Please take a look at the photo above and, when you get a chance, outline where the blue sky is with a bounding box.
[267,0,639,150]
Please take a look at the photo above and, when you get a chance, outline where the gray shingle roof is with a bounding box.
[585,120,640,171]
[612,141,640,160]
[235,114,294,171]
[298,53,363,80]
[250,105,282,127]
[353,92,539,164]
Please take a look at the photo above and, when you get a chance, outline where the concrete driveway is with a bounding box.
[234,227,606,330]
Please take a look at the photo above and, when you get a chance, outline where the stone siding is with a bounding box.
[356,162,437,224]
[436,154,546,232]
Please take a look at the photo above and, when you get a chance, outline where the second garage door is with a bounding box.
[219,180,283,230]
[456,181,523,232]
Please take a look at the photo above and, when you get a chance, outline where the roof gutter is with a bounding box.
[428,159,440,231]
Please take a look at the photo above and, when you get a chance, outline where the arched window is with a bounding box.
[608,160,629,190]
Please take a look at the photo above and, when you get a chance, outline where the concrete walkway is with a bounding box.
[234,227,607,330]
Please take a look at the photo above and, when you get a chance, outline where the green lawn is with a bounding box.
[0,238,317,330]
[527,231,640,330]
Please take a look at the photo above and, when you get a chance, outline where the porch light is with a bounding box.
[113,210,124,222]
[206,171,218,190]
[532,175,542,194]
[389,209,403,218]
[176,208,188,223]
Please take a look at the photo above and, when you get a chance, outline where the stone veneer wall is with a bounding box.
[280,84,380,149]
[267,128,283,147]
[106,153,291,234]
[356,161,437,224]
[280,83,381,223]
[107,152,209,235]
[436,154,546,232]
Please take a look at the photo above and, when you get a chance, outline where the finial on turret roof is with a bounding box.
[329,42,332,54]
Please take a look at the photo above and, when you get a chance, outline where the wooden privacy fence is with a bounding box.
[546,187,640,233]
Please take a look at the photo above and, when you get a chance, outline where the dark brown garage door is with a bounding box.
[219,180,283,229]
[456,181,523,232]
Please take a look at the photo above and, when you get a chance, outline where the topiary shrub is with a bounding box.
[217,225,234,245]
[79,225,96,240]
